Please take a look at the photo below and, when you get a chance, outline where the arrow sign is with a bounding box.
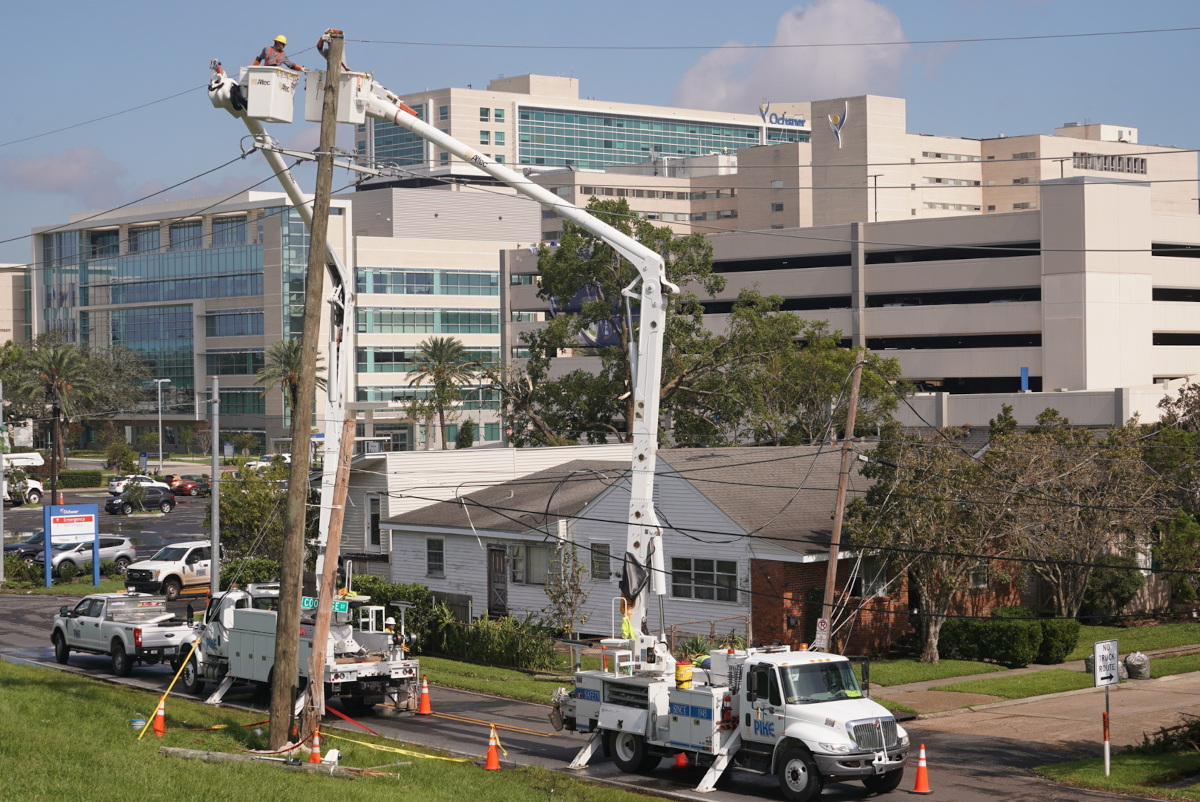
[1093,639,1119,687]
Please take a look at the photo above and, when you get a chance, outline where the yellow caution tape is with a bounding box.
[321,731,481,762]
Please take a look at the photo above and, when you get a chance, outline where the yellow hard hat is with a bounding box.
[274,34,287,45]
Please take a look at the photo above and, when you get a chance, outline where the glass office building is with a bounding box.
[30,192,352,449]
[358,74,809,171]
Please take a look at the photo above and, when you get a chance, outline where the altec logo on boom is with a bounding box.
[758,102,807,128]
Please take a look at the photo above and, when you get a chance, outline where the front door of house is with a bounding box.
[487,545,507,616]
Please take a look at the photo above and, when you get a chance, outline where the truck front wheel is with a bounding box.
[180,656,204,696]
[609,731,661,773]
[111,640,132,677]
[52,631,70,664]
[162,578,182,601]
[862,766,904,794]
[777,745,821,802]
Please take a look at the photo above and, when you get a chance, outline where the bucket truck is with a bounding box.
[207,32,906,799]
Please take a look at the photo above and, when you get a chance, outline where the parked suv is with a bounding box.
[125,540,213,600]
[4,530,49,563]
[104,486,176,515]
[107,475,170,496]
[34,537,137,576]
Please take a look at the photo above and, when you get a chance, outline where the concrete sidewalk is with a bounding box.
[873,646,1200,753]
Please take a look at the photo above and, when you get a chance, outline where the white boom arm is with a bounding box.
[359,83,678,644]
[206,46,678,652]
[206,63,353,584]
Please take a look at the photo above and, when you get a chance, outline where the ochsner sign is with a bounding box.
[758,101,807,129]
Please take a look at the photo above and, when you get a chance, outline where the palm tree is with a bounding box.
[407,337,477,450]
[11,344,96,469]
[255,338,327,414]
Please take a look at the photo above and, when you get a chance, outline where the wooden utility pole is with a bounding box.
[268,31,343,750]
[303,414,356,734]
[820,350,865,651]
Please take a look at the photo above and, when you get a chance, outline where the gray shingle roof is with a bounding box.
[386,460,629,533]
[385,445,874,556]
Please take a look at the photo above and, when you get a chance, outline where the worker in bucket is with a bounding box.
[253,35,305,71]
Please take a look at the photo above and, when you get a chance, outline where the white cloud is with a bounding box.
[672,0,909,112]
[0,147,127,209]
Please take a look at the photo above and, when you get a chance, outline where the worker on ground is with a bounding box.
[254,35,305,72]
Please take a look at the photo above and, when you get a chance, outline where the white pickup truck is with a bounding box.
[51,593,195,676]
[123,540,213,601]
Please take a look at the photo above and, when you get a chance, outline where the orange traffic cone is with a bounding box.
[308,727,322,764]
[674,752,689,769]
[58,492,65,505]
[152,697,166,738]
[910,743,933,794]
[417,676,433,715]
[484,724,501,770]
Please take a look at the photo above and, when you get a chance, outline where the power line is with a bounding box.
[350,25,1200,52]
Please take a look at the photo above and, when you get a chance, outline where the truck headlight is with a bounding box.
[818,742,856,754]
[899,734,910,748]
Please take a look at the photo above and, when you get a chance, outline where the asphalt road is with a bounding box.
[0,588,1149,802]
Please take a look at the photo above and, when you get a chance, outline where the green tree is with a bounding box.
[456,418,477,449]
[543,542,591,638]
[1081,554,1145,620]
[206,461,319,563]
[254,338,326,413]
[232,432,260,456]
[407,337,477,450]
[1147,381,1200,515]
[177,425,197,456]
[1153,511,1200,602]
[849,421,1022,663]
[9,340,97,469]
[989,408,1162,617]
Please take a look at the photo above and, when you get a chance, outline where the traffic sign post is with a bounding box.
[1093,639,1118,776]
[301,596,348,613]
[42,503,100,588]
[812,617,830,651]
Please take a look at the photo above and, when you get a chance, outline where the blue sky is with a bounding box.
[2,0,1197,264]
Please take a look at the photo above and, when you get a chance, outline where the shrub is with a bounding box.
[219,558,281,589]
[940,615,1043,667]
[990,606,1079,664]
[1082,554,1145,622]
[57,561,79,581]
[428,609,559,671]
[3,555,40,585]
[348,576,437,650]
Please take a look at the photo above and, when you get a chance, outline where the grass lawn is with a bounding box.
[420,656,567,704]
[939,668,1093,699]
[1147,652,1200,679]
[1067,623,1200,661]
[0,660,650,802]
[1036,751,1200,800]
[1,575,127,594]
[853,658,1004,687]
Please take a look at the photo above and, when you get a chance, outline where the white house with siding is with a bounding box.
[378,446,863,642]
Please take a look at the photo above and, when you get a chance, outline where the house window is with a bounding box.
[770,203,784,212]
[212,215,248,247]
[849,557,888,598]
[128,225,159,254]
[591,543,611,579]
[480,131,490,145]
[484,422,500,441]
[479,107,490,122]
[969,566,988,589]
[368,496,381,548]
[494,131,505,146]
[511,544,551,585]
[770,179,784,188]
[671,557,737,602]
[427,538,445,576]
[439,105,449,121]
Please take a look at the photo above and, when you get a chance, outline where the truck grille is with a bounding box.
[850,718,898,750]
[126,569,152,583]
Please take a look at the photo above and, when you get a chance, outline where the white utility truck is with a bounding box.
[124,540,214,601]
[3,451,45,505]
[180,583,420,713]
[207,35,905,797]
[51,593,195,677]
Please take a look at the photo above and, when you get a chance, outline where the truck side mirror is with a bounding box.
[746,683,757,703]
[59,606,69,617]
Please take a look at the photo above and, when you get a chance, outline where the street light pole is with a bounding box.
[153,378,171,473]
